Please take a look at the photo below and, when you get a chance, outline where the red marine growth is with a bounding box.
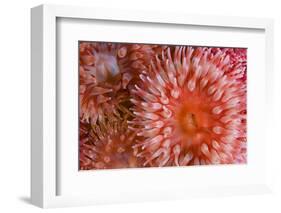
[79,42,247,170]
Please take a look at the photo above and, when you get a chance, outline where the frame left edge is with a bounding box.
[31,5,44,208]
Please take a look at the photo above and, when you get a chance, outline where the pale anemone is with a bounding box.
[130,46,247,167]
[79,113,140,170]
[79,42,161,124]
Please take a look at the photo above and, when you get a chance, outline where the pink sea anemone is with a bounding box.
[80,42,128,124]
[79,114,142,170]
[130,46,247,167]
[79,42,162,124]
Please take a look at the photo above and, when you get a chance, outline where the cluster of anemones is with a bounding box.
[79,42,247,170]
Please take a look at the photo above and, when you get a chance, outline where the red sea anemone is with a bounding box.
[79,42,162,124]
[80,42,128,124]
[130,46,246,167]
[79,113,141,170]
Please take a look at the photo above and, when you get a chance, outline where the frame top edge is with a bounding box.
[33,4,272,30]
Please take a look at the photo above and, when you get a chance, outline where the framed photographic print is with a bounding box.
[31,4,274,208]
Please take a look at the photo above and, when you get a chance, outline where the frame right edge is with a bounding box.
[264,19,274,193]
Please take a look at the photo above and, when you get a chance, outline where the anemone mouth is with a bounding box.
[175,92,213,133]
[175,101,212,153]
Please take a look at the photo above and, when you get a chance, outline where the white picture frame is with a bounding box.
[31,4,274,208]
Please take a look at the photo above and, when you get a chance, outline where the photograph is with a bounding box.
[79,42,247,170]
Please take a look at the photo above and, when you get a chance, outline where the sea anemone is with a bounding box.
[130,46,247,167]
[212,48,247,82]
[117,43,166,89]
[79,112,140,170]
[80,42,126,124]
[79,42,162,124]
